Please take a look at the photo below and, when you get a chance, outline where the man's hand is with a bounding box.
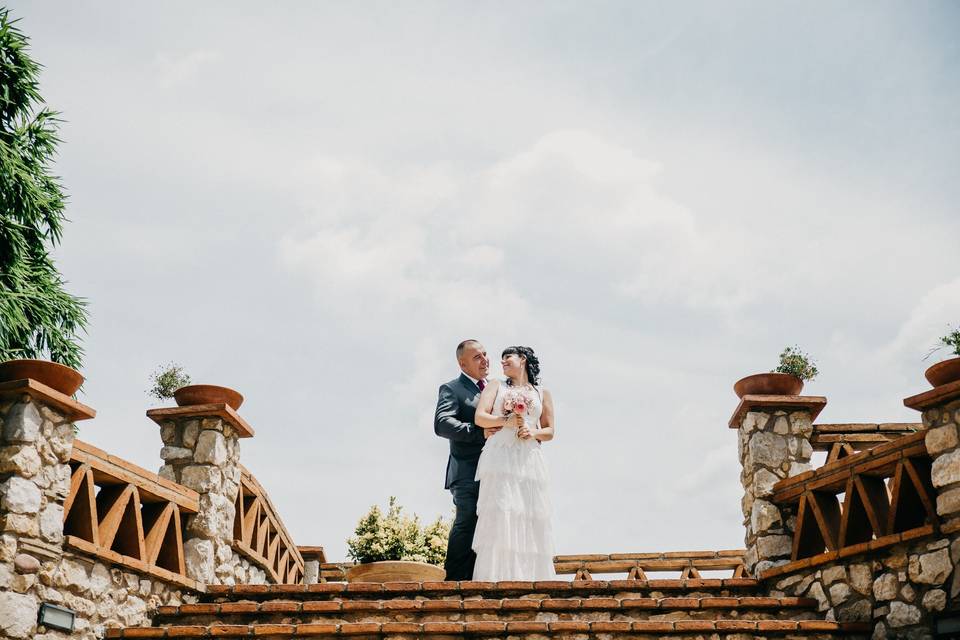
[483,426,502,439]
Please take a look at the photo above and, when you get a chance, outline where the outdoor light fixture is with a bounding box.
[38,603,75,632]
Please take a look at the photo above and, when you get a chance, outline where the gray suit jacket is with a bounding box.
[434,373,486,489]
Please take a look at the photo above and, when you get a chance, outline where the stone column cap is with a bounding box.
[728,394,826,428]
[0,378,96,421]
[903,379,960,411]
[298,546,327,562]
[146,403,255,438]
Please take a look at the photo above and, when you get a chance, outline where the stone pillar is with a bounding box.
[147,403,254,586]
[730,393,826,576]
[299,546,327,585]
[904,381,960,605]
[0,378,95,639]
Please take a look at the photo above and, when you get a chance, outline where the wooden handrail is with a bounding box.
[770,431,937,565]
[320,550,747,582]
[811,422,922,456]
[64,440,199,590]
[232,466,304,584]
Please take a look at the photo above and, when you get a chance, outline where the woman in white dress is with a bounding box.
[471,346,556,581]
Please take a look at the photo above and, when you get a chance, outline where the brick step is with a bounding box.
[202,578,763,601]
[105,619,872,638]
[154,595,823,625]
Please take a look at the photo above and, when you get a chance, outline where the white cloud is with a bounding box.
[154,49,221,89]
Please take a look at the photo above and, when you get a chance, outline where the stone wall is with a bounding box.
[156,413,267,586]
[733,388,960,639]
[0,392,198,639]
[768,534,956,639]
[737,405,814,575]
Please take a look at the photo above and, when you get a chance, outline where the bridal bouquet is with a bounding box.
[502,387,535,417]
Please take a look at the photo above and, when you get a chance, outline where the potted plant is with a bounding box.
[923,326,960,387]
[148,362,243,410]
[0,359,84,396]
[344,497,449,583]
[734,346,818,398]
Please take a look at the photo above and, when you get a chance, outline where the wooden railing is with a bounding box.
[765,430,939,578]
[320,550,746,582]
[812,423,922,461]
[63,440,200,590]
[554,550,747,580]
[232,465,304,584]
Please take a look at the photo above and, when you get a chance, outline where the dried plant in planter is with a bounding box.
[774,346,818,381]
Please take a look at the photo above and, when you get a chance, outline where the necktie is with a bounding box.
[477,379,486,391]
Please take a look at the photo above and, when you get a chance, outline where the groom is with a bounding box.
[434,339,497,581]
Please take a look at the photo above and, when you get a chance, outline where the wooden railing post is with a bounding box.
[146,401,261,585]
[729,393,826,576]
[0,378,95,639]
[904,380,960,602]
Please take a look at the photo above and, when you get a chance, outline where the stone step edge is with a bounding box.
[106,619,871,637]
[157,596,819,617]
[204,578,760,599]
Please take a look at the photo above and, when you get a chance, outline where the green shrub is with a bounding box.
[346,497,451,565]
[147,362,191,401]
[925,326,960,360]
[773,346,818,381]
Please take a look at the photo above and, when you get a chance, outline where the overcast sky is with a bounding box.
[9,1,960,563]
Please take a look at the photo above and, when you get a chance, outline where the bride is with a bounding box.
[471,346,556,581]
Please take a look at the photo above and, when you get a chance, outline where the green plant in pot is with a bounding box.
[922,326,960,387]
[734,346,818,398]
[147,362,192,402]
[147,362,244,410]
[344,497,450,583]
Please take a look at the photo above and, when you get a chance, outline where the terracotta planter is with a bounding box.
[924,357,960,388]
[0,359,84,395]
[173,384,244,410]
[344,560,445,583]
[734,373,804,398]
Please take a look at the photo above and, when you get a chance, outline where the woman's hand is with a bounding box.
[517,425,535,440]
[505,413,524,428]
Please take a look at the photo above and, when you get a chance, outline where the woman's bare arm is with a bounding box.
[535,389,555,442]
[474,380,507,428]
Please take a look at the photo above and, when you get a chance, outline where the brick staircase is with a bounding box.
[105,579,871,638]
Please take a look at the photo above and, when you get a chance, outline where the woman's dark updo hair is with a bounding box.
[502,346,541,386]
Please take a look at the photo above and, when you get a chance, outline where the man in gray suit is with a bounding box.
[434,339,497,580]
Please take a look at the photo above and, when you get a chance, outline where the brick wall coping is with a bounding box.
[147,403,255,438]
[0,377,96,421]
[204,578,762,598]
[157,596,818,617]
[104,619,872,637]
[728,395,826,428]
[903,378,960,410]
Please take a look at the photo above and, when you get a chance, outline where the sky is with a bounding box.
[8,1,960,563]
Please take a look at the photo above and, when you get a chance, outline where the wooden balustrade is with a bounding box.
[232,465,304,584]
[320,550,746,582]
[554,550,747,580]
[764,430,939,579]
[63,440,200,590]
[811,422,922,461]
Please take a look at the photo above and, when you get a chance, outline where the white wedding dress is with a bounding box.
[472,380,556,581]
